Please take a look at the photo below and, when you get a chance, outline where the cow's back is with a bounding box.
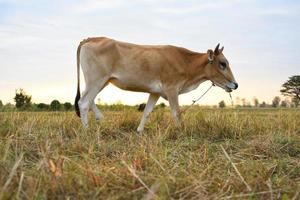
[80,37,198,94]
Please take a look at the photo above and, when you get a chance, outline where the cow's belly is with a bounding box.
[109,76,163,94]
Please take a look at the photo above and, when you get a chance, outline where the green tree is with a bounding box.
[63,102,72,111]
[50,100,61,111]
[218,100,226,108]
[14,89,32,109]
[272,96,281,108]
[0,100,3,108]
[280,75,300,107]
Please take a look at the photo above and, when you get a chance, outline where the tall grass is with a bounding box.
[0,108,299,199]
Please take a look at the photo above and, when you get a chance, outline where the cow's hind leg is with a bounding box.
[78,78,108,127]
[137,93,159,133]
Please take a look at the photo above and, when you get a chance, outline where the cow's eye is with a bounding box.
[220,62,227,70]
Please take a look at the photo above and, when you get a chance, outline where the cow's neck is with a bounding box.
[179,53,209,94]
[187,53,209,80]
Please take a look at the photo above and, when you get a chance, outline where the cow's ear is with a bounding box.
[207,49,214,62]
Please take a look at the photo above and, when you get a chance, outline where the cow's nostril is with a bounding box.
[234,83,238,89]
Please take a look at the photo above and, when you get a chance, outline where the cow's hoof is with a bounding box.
[137,127,144,134]
[95,114,104,121]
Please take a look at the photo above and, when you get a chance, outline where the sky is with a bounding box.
[0,0,299,106]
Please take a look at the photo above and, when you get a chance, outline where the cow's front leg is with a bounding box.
[166,90,181,126]
[137,93,160,133]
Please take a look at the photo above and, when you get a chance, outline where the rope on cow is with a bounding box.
[179,82,215,116]
[229,92,234,107]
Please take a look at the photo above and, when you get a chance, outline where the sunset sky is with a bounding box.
[0,0,299,106]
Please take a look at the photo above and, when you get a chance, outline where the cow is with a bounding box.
[74,37,238,132]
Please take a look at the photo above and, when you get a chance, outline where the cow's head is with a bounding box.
[205,44,238,92]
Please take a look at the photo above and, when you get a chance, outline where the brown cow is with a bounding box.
[74,37,238,132]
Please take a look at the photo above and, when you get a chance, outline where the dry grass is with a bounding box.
[0,108,300,199]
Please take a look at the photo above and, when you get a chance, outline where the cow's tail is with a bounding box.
[75,42,82,117]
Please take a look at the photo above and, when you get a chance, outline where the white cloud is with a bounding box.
[155,1,229,14]
[0,0,25,3]
[70,0,126,14]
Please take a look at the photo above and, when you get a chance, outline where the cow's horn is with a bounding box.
[214,43,220,54]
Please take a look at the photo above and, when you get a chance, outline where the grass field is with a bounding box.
[0,108,300,199]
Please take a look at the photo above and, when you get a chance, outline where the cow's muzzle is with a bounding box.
[225,82,238,92]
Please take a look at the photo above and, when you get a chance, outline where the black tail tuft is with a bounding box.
[75,88,80,118]
[75,41,82,118]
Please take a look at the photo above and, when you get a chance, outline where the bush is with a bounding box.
[64,102,73,111]
[137,103,146,112]
[260,101,267,107]
[1,103,16,112]
[37,103,49,111]
[158,102,166,108]
[50,100,61,111]
[218,100,226,108]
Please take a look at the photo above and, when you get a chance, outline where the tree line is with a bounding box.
[0,75,299,111]
[218,75,300,108]
[0,89,165,112]
[218,96,296,108]
[0,89,73,112]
